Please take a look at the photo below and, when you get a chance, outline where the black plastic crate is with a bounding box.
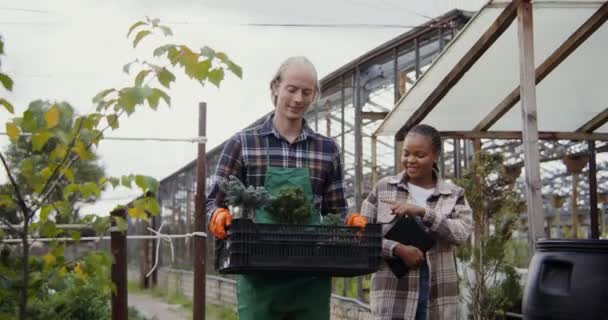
[215,218,382,277]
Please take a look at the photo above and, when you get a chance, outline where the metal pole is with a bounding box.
[393,47,400,102]
[372,135,378,186]
[588,140,599,239]
[353,67,364,301]
[193,102,207,320]
[341,75,346,164]
[517,0,546,247]
[439,138,446,178]
[415,37,421,79]
[111,208,127,320]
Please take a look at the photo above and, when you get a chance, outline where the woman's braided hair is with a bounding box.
[407,124,442,174]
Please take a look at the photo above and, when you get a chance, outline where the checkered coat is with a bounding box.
[361,172,472,320]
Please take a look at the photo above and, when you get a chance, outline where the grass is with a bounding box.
[127,281,237,320]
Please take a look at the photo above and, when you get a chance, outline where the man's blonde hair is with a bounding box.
[269,56,321,106]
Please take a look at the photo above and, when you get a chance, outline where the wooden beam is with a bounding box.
[577,108,608,132]
[362,111,389,121]
[518,0,545,245]
[440,131,608,141]
[395,0,521,140]
[474,1,608,131]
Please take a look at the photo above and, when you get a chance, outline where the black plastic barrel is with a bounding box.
[523,239,608,320]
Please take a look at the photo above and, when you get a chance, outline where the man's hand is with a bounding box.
[209,208,233,239]
[382,200,426,218]
[345,213,367,228]
[393,244,425,268]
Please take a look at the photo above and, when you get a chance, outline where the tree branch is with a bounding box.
[0,151,30,221]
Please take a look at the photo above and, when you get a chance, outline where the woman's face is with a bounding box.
[272,63,317,121]
[401,133,438,181]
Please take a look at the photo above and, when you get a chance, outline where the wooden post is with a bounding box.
[564,155,588,239]
[193,102,207,320]
[111,208,127,320]
[588,141,600,239]
[517,0,546,248]
[371,135,378,186]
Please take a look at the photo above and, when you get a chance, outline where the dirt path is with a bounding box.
[128,293,189,320]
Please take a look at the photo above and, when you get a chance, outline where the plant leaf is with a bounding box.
[44,105,60,128]
[106,114,119,130]
[0,98,14,113]
[6,122,19,143]
[133,30,151,48]
[208,68,225,87]
[0,73,13,91]
[157,68,175,89]
[134,69,152,87]
[32,131,53,151]
[93,88,116,103]
[127,21,146,38]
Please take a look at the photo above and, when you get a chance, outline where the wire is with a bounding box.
[244,23,417,29]
[0,132,207,144]
[0,7,53,14]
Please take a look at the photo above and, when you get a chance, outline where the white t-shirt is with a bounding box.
[407,182,434,207]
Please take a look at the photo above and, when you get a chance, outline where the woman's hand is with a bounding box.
[393,244,425,268]
[382,200,426,218]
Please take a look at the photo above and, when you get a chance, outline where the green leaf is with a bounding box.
[153,44,173,57]
[21,159,33,176]
[39,222,59,237]
[93,88,116,103]
[5,122,19,143]
[113,216,128,231]
[167,47,181,65]
[32,131,53,151]
[63,183,79,200]
[109,177,120,188]
[118,86,153,115]
[148,88,170,108]
[0,194,13,208]
[70,231,81,242]
[121,175,133,188]
[61,167,75,182]
[159,26,173,36]
[127,206,147,219]
[0,73,13,91]
[144,197,160,215]
[208,68,225,87]
[72,141,90,160]
[134,69,152,87]
[80,182,100,198]
[157,68,175,89]
[0,98,14,113]
[134,175,148,192]
[189,60,210,81]
[144,176,159,193]
[127,21,147,38]
[106,114,119,130]
[44,105,60,128]
[50,143,67,160]
[21,109,36,132]
[40,166,53,180]
[133,30,151,48]
[123,62,134,74]
[200,46,215,59]
[40,205,52,222]
[227,61,243,78]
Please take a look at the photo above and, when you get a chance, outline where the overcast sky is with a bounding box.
[0,0,486,215]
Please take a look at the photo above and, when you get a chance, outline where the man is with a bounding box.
[206,56,365,319]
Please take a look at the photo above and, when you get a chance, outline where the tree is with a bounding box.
[0,17,241,319]
[455,152,524,320]
[2,101,105,225]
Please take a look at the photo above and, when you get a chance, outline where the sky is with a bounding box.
[0,0,486,215]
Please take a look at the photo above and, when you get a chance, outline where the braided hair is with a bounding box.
[407,124,442,174]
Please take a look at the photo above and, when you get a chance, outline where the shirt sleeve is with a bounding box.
[421,188,472,245]
[361,183,398,258]
[205,134,244,226]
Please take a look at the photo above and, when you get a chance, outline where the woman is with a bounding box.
[361,124,472,320]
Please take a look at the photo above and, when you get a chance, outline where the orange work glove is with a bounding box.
[209,208,233,239]
[346,213,367,228]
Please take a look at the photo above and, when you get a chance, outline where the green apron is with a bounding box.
[236,138,331,320]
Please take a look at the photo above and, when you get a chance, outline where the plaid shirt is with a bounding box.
[361,171,472,320]
[206,113,348,225]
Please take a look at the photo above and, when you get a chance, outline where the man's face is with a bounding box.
[272,64,317,121]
